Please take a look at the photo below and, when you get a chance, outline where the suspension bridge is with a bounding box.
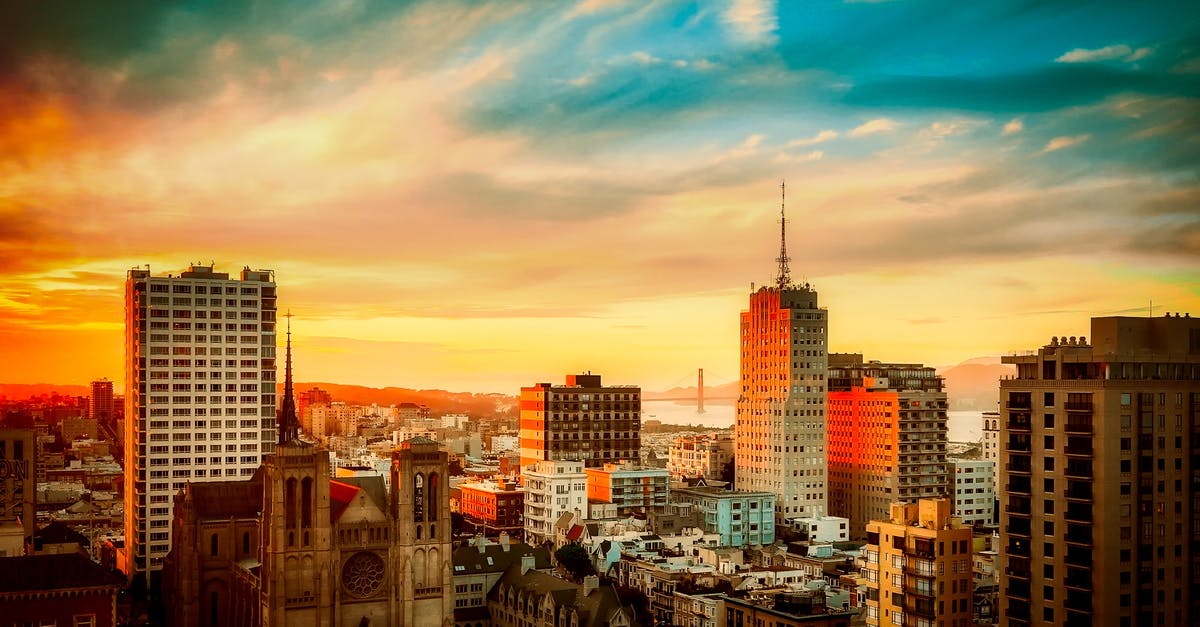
[649,368,738,412]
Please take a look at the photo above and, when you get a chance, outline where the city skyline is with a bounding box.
[3,1,1198,393]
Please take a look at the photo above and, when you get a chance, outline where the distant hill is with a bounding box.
[938,359,1014,411]
[0,384,90,399]
[287,382,515,417]
[644,380,738,401]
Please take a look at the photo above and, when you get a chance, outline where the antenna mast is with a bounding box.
[775,180,792,289]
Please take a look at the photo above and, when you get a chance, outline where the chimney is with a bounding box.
[521,554,536,575]
[499,532,511,551]
[582,575,599,597]
[476,535,486,553]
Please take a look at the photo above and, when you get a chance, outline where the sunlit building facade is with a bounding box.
[123,264,278,576]
[518,373,640,470]
[667,433,733,480]
[826,354,949,538]
[998,315,1200,626]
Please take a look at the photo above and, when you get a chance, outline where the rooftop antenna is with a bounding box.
[775,180,791,289]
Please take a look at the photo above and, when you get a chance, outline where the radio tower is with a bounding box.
[775,180,791,289]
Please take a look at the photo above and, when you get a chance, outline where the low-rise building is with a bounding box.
[523,460,587,547]
[0,553,124,627]
[487,568,634,627]
[668,433,734,480]
[585,462,670,517]
[950,458,995,526]
[451,535,551,623]
[459,478,525,539]
[721,591,855,627]
[789,515,850,543]
[671,486,776,547]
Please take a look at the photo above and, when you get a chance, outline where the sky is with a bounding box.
[1,0,1198,394]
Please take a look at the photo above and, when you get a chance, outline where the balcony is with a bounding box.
[1064,460,1093,479]
[1006,518,1032,537]
[1064,546,1092,569]
[1064,504,1093,524]
[1065,401,1093,412]
[1064,524,1093,546]
[1006,478,1032,495]
[1065,480,1092,501]
[1064,421,1093,434]
[1006,417,1032,431]
[1064,567,1092,591]
[1006,460,1032,475]
[1006,580,1032,600]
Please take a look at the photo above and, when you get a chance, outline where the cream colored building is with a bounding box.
[522,460,586,546]
[864,499,973,627]
[667,433,733,480]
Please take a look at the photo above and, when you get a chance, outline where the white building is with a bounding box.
[523,460,587,546]
[584,462,670,516]
[981,411,999,510]
[667,433,733,480]
[124,264,278,574]
[950,458,995,526]
[490,433,519,453]
[789,515,850,543]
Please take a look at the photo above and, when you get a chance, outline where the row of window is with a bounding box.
[148,283,261,295]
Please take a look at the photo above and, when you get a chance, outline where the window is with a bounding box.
[210,533,219,556]
[74,616,96,627]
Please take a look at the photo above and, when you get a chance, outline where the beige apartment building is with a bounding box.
[864,499,974,627]
[998,315,1200,626]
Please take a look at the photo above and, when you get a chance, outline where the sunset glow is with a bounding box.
[2,1,1198,392]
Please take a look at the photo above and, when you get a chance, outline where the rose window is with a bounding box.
[342,551,386,598]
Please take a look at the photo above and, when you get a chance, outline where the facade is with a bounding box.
[826,354,949,539]
[487,570,633,627]
[0,553,124,627]
[721,593,854,627]
[523,460,587,547]
[790,515,850,543]
[518,373,640,470]
[667,433,734,480]
[671,486,776,546]
[62,416,100,443]
[998,316,1200,626]
[458,478,525,538]
[949,459,994,526]
[584,462,670,517]
[864,499,973,627]
[90,379,115,421]
[124,264,278,575]
[451,536,552,624]
[0,428,35,556]
[735,195,828,519]
[980,412,1000,523]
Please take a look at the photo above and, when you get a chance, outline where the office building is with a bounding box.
[0,428,35,556]
[584,462,670,517]
[518,373,640,470]
[735,184,828,519]
[667,433,733,480]
[90,379,115,421]
[826,354,949,537]
[998,315,1200,626]
[864,499,974,627]
[950,459,994,526]
[523,460,587,546]
[123,263,278,575]
[671,486,776,547]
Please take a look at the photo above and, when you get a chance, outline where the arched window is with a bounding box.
[416,525,422,540]
[413,473,425,522]
[301,477,314,532]
[210,533,219,557]
[242,532,250,555]
[286,478,298,529]
[428,473,439,522]
[430,523,436,539]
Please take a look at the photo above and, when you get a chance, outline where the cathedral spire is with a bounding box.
[775,180,792,289]
[278,311,299,444]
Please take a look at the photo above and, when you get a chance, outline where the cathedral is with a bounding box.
[164,328,453,626]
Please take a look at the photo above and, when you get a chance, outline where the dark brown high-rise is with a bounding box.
[518,373,640,469]
[999,314,1200,626]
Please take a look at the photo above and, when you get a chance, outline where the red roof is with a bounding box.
[329,480,361,522]
[565,524,585,541]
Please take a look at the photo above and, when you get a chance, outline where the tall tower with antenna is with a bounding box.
[735,181,829,522]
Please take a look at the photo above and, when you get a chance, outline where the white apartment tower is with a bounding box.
[735,183,828,519]
[522,460,587,546]
[123,264,278,577]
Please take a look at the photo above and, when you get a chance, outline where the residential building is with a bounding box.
[721,592,855,627]
[998,315,1200,626]
[0,428,35,556]
[0,553,124,627]
[458,478,525,538]
[789,515,850,543]
[451,535,551,623]
[90,379,115,421]
[668,433,734,480]
[518,373,640,469]
[123,264,278,576]
[486,569,634,627]
[864,499,973,627]
[950,459,994,526]
[735,188,828,519]
[523,460,587,547]
[61,417,100,443]
[981,411,1000,523]
[826,354,949,538]
[671,486,775,547]
[585,462,670,517]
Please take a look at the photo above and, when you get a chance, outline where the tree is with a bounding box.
[447,456,464,476]
[719,458,735,484]
[554,544,595,581]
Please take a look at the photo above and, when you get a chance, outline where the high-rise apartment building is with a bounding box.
[518,373,640,470]
[522,460,587,546]
[735,184,828,519]
[90,379,114,421]
[864,499,974,627]
[998,315,1200,626]
[123,264,278,576]
[826,354,949,538]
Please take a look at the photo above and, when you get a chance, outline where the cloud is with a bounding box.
[1056,44,1153,64]
[1002,118,1023,135]
[1041,134,1091,153]
[849,118,898,137]
[723,0,779,46]
[787,130,838,147]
